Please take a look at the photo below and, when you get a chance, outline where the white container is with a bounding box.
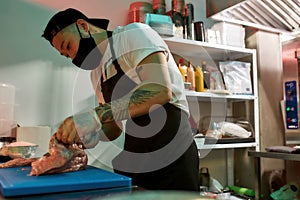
[211,22,245,47]
[0,119,17,137]
[0,103,15,120]
[16,126,52,157]
[0,83,15,104]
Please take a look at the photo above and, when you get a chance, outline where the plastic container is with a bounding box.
[178,63,186,82]
[0,119,17,137]
[0,103,14,120]
[0,83,15,104]
[144,13,173,37]
[178,58,187,82]
[211,22,245,47]
[0,83,16,137]
[128,2,153,23]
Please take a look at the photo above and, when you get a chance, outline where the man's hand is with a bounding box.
[56,116,81,145]
[56,110,102,148]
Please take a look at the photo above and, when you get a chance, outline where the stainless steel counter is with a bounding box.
[248,150,300,200]
[248,151,300,161]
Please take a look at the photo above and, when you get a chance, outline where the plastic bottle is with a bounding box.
[179,58,187,82]
[195,66,204,92]
[186,62,195,90]
[199,167,210,187]
[225,185,255,197]
[178,63,185,82]
[185,3,194,40]
[201,61,210,89]
[171,0,185,39]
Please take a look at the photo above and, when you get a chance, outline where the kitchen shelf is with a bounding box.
[164,37,259,151]
[163,37,256,64]
[164,37,260,186]
[184,90,257,102]
[201,142,257,150]
[195,137,257,150]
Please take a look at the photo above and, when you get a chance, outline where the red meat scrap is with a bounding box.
[30,136,88,176]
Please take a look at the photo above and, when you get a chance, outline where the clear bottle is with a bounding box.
[186,62,195,90]
[171,0,185,39]
[201,61,210,90]
[195,66,204,92]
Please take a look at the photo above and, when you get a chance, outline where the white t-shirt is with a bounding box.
[90,23,189,114]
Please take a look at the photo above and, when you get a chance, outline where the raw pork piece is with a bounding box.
[0,157,38,168]
[30,136,88,176]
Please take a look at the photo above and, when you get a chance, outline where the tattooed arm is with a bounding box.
[96,51,172,124]
[55,51,172,145]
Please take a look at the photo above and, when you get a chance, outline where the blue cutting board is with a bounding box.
[0,165,131,197]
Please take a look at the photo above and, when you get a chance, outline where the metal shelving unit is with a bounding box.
[164,37,260,186]
[164,37,260,151]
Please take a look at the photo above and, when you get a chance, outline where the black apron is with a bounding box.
[100,32,200,191]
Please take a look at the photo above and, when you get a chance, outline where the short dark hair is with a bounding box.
[42,8,109,45]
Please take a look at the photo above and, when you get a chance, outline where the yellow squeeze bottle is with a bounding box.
[195,66,204,92]
[178,63,186,82]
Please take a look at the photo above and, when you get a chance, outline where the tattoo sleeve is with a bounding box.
[95,87,160,123]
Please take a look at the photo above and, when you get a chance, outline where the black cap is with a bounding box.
[42,8,109,45]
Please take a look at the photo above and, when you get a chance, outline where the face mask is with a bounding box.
[72,24,102,70]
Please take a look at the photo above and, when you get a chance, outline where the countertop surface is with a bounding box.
[0,187,211,200]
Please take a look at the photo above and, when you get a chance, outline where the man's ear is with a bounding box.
[76,19,89,32]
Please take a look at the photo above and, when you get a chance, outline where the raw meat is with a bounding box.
[5,141,37,147]
[0,135,88,175]
[0,157,38,168]
[30,136,88,176]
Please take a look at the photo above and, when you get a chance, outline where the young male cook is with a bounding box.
[42,8,200,191]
